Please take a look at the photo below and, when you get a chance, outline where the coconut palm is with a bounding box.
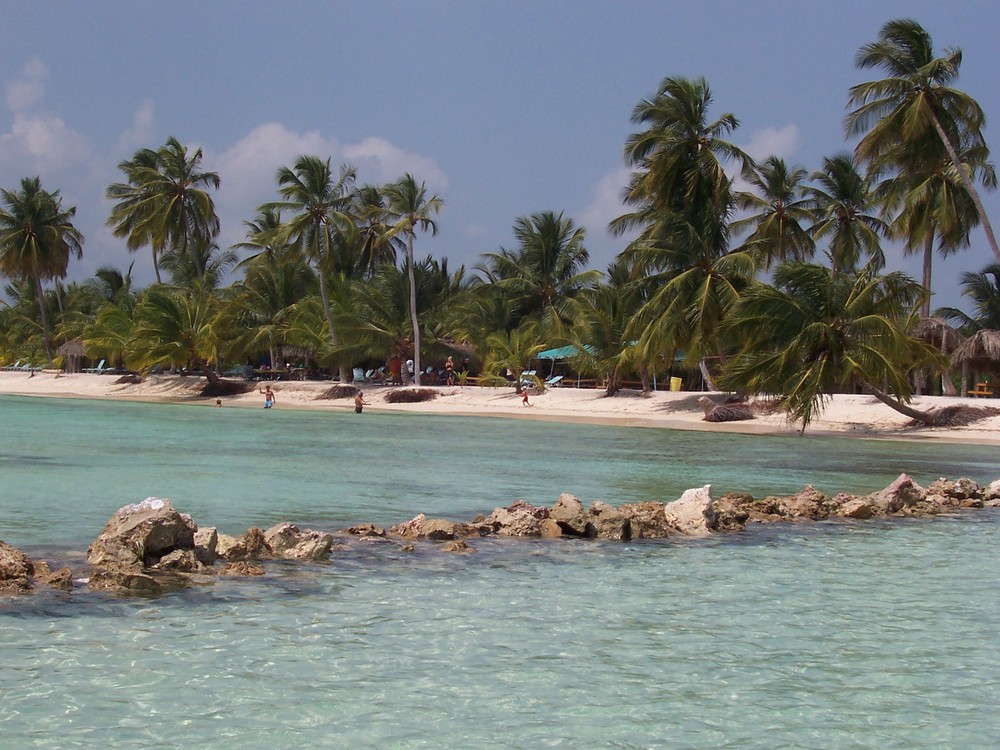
[733,156,815,268]
[106,147,163,281]
[880,142,990,316]
[230,245,315,370]
[479,211,599,338]
[847,18,1000,265]
[620,76,749,218]
[937,263,1000,332]
[482,322,546,395]
[570,260,648,396]
[806,154,888,275]
[267,156,357,382]
[622,195,754,376]
[720,261,942,430]
[0,177,84,362]
[160,236,238,291]
[613,76,752,380]
[127,285,225,379]
[107,137,220,283]
[233,206,293,268]
[382,174,443,386]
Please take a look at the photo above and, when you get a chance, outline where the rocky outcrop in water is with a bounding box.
[2,474,998,600]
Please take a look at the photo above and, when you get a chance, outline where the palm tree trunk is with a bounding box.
[406,230,422,386]
[863,381,935,424]
[931,112,1000,265]
[152,248,162,284]
[316,223,349,383]
[921,231,933,318]
[34,275,53,363]
[317,271,349,383]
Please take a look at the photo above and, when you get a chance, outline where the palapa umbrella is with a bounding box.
[56,339,85,373]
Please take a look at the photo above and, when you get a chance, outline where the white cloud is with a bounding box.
[0,112,95,170]
[117,99,155,152]
[741,124,802,162]
[343,136,448,191]
[5,58,47,112]
[577,166,630,237]
[206,123,448,253]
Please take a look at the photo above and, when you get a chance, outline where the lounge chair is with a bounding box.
[352,367,369,384]
[83,359,108,374]
[1,360,21,371]
[544,374,564,388]
[519,370,538,387]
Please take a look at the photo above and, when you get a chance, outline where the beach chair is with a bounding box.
[352,367,369,384]
[1,360,20,371]
[83,359,107,374]
[519,370,538,388]
[544,374,564,388]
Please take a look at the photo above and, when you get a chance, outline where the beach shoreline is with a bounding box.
[4,370,999,445]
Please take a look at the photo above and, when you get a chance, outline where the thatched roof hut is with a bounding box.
[951,329,1000,396]
[951,329,1000,368]
[913,317,965,354]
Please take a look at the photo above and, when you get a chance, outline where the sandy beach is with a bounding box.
[3,370,998,445]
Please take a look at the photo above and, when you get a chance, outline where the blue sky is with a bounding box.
[2,0,999,311]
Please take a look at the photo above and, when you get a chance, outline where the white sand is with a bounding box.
[3,370,998,445]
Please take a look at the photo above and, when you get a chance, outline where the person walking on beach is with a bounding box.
[354,390,369,414]
[444,355,455,386]
[522,390,531,407]
[261,385,275,409]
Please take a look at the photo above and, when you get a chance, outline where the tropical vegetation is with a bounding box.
[0,18,996,431]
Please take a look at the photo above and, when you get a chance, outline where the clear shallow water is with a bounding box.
[1,395,999,748]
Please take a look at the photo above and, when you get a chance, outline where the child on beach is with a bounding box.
[261,385,275,409]
[522,390,531,407]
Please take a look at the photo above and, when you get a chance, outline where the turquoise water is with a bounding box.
[1,395,999,748]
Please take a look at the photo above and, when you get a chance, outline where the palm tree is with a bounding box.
[571,260,647,396]
[127,285,224,379]
[230,245,315,370]
[382,174,443,386]
[0,177,84,362]
[267,156,356,383]
[880,141,990,316]
[107,137,221,283]
[806,153,888,275]
[847,18,1000,265]
[160,236,238,291]
[479,211,599,338]
[720,261,942,430]
[613,76,752,380]
[937,263,1000,332]
[733,156,815,269]
[482,322,546,395]
[620,76,748,218]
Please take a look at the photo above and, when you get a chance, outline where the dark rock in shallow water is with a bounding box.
[87,497,196,568]
[220,561,266,577]
[264,523,334,560]
[0,539,34,593]
[216,527,272,561]
[588,501,630,540]
[864,474,928,516]
[550,493,589,536]
[618,501,672,539]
